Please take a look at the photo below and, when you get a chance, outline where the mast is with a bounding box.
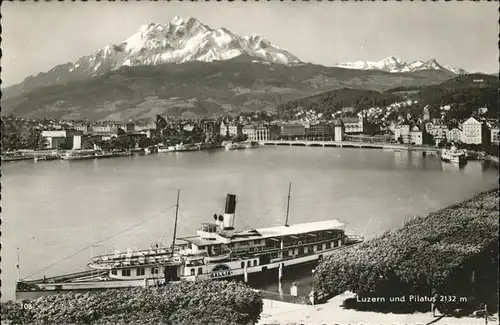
[16,247,20,281]
[170,189,180,258]
[285,182,292,227]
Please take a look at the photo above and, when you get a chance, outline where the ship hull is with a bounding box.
[15,241,360,300]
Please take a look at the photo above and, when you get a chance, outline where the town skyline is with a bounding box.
[2,1,498,86]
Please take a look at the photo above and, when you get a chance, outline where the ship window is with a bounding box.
[316,244,323,252]
[254,240,260,245]
[190,268,195,276]
[137,268,145,276]
[333,241,338,247]
[122,269,131,277]
[247,261,251,267]
[111,270,117,275]
[152,267,159,274]
[253,260,258,266]
[241,262,245,269]
[288,250,293,257]
[198,267,202,275]
[325,242,331,249]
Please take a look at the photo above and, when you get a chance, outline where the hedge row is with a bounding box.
[314,188,499,299]
[1,280,263,325]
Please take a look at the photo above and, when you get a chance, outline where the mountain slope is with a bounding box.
[3,16,301,99]
[1,57,455,121]
[278,73,498,120]
[336,56,467,74]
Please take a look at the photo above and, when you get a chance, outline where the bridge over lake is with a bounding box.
[260,140,440,152]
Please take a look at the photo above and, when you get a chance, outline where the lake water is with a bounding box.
[1,147,498,300]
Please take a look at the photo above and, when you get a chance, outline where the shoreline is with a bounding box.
[2,143,499,166]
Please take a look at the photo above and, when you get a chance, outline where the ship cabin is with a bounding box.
[88,247,183,281]
[178,218,348,278]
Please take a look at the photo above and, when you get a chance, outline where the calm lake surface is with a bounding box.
[2,147,498,300]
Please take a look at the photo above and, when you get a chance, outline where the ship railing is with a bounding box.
[90,247,179,261]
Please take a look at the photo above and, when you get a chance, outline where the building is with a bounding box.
[229,123,242,137]
[342,116,364,134]
[202,120,221,137]
[333,118,344,142]
[74,124,89,134]
[220,121,242,138]
[490,125,499,145]
[126,122,136,132]
[242,125,257,141]
[305,123,333,140]
[394,123,411,143]
[461,117,488,145]
[426,122,448,145]
[42,130,83,150]
[268,125,281,140]
[255,125,270,141]
[280,123,306,140]
[423,105,431,121]
[409,126,423,145]
[447,126,462,143]
[90,125,113,133]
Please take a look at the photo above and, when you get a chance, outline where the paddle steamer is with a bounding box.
[15,188,363,300]
[441,145,467,165]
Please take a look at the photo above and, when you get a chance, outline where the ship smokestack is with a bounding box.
[222,194,236,236]
[225,194,236,214]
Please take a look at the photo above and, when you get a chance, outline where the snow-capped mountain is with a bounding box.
[5,16,301,97]
[73,16,302,75]
[336,56,467,74]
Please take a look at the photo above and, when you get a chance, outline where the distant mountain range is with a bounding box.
[336,56,468,74]
[2,16,475,121]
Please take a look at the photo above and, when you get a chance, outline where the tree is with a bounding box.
[137,137,152,148]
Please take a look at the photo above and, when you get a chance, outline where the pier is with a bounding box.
[260,140,440,152]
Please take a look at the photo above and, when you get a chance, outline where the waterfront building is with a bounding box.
[220,121,242,138]
[490,125,499,145]
[409,126,423,145]
[255,125,270,141]
[461,117,488,145]
[280,123,306,140]
[242,125,257,141]
[426,122,448,145]
[394,123,411,143]
[42,130,84,150]
[342,116,364,134]
[268,125,282,140]
[220,120,229,138]
[84,132,115,144]
[305,123,333,140]
[229,123,243,137]
[202,120,221,138]
[333,118,344,142]
[447,126,462,143]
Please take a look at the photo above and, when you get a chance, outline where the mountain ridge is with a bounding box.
[1,57,456,121]
[336,56,467,74]
[3,16,302,99]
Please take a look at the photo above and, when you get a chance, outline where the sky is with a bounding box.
[2,1,498,86]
